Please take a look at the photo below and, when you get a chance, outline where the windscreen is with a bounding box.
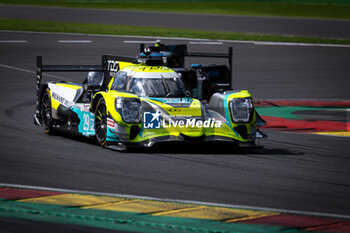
[130,77,188,97]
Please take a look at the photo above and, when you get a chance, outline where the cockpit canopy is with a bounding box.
[110,68,189,98]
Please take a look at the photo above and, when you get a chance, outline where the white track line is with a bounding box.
[124,40,223,45]
[0,63,35,75]
[0,40,28,43]
[0,63,65,80]
[1,30,350,48]
[189,41,223,45]
[123,40,157,44]
[57,40,92,43]
[1,182,349,220]
[252,41,350,48]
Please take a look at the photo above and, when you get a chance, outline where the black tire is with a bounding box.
[41,88,53,134]
[95,98,107,146]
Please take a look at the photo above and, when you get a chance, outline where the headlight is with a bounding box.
[229,98,253,123]
[115,97,141,124]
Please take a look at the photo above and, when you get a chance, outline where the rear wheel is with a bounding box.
[95,98,107,146]
[41,88,53,134]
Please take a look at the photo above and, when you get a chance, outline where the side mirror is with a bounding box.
[84,72,105,95]
[84,83,101,91]
[87,71,104,87]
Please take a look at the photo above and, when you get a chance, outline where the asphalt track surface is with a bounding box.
[0,31,350,232]
[1,5,350,39]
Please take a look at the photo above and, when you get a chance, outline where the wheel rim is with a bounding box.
[95,102,107,143]
[42,93,51,129]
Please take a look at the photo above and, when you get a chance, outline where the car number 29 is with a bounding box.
[83,113,95,132]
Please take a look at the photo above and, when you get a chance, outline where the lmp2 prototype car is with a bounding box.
[34,44,266,150]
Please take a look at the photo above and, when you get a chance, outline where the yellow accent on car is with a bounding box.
[56,83,82,90]
[122,64,174,73]
[48,89,60,110]
[118,61,135,70]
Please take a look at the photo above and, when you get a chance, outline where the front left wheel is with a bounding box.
[41,88,53,134]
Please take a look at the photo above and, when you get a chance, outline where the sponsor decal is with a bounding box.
[107,119,116,128]
[149,98,193,108]
[143,111,222,129]
[107,60,119,76]
[163,98,191,104]
[52,92,73,107]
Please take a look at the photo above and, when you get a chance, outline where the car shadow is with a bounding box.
[46,130,301,156]
[128,141,302,156]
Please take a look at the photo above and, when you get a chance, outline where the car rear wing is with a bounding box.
[186,47,233,88]
[140,43,233,86]
[186,47,232,76]
[140,44,232,65]
[36,55,136,90]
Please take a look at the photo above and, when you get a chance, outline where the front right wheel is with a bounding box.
[95,98,107,146]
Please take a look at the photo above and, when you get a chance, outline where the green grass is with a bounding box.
[1,0,350,19]
[1,18,350,45]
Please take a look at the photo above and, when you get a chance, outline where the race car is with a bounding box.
[34,47,266,150]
